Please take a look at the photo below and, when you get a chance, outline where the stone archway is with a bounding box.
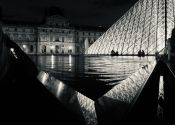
[42,45,46,53]
[55,45,59,53]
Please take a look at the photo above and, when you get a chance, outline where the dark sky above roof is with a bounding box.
[0,0,138,28]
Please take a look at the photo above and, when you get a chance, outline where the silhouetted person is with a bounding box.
[111,50,115,56]
[115,51,119,56]
[138,50,141,57]
[141,50,145,57]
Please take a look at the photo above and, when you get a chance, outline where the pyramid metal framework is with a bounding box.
[86,0,175,55]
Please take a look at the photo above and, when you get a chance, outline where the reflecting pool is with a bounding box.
[30,55,154,100]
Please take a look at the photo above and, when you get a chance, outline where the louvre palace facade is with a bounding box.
[2,15,103,55]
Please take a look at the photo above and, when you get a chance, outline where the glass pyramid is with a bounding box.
[86,0,175,55]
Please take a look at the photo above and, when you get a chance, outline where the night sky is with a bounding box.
[0,0,138,28]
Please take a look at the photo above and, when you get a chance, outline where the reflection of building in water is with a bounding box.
[34,55,85,82]
[86,0,175,55]
[33,56,151,84]
[2,14,104,55]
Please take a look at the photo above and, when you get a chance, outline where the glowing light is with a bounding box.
[10,48,18,59]
[68,46,73,50]
[51,55,55,69]
[69,55,72,68]
[50,45,54,50]
[23,45,27,49]
[10,48,14,52]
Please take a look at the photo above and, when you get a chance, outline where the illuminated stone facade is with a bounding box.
[86,0,175,55]
[2,15,103,55]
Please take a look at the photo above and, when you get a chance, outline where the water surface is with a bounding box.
[30,55,154,99]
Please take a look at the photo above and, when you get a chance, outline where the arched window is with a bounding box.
[55,45,59,53]
[42,45,46,53]
[62,49,64,54]
[68,49,72,54]
[50,49,53,54]
[30,45,34,52]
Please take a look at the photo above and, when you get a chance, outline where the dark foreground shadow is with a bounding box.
[95,96,129,125]
[0,34,85,124]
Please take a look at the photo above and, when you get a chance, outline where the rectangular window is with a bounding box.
[55,37,59,42]
[62,37,64,42]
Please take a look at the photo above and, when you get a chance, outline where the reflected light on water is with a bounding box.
[69,55,72,67]
[51,55,55,69]
[31,56,154,87]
